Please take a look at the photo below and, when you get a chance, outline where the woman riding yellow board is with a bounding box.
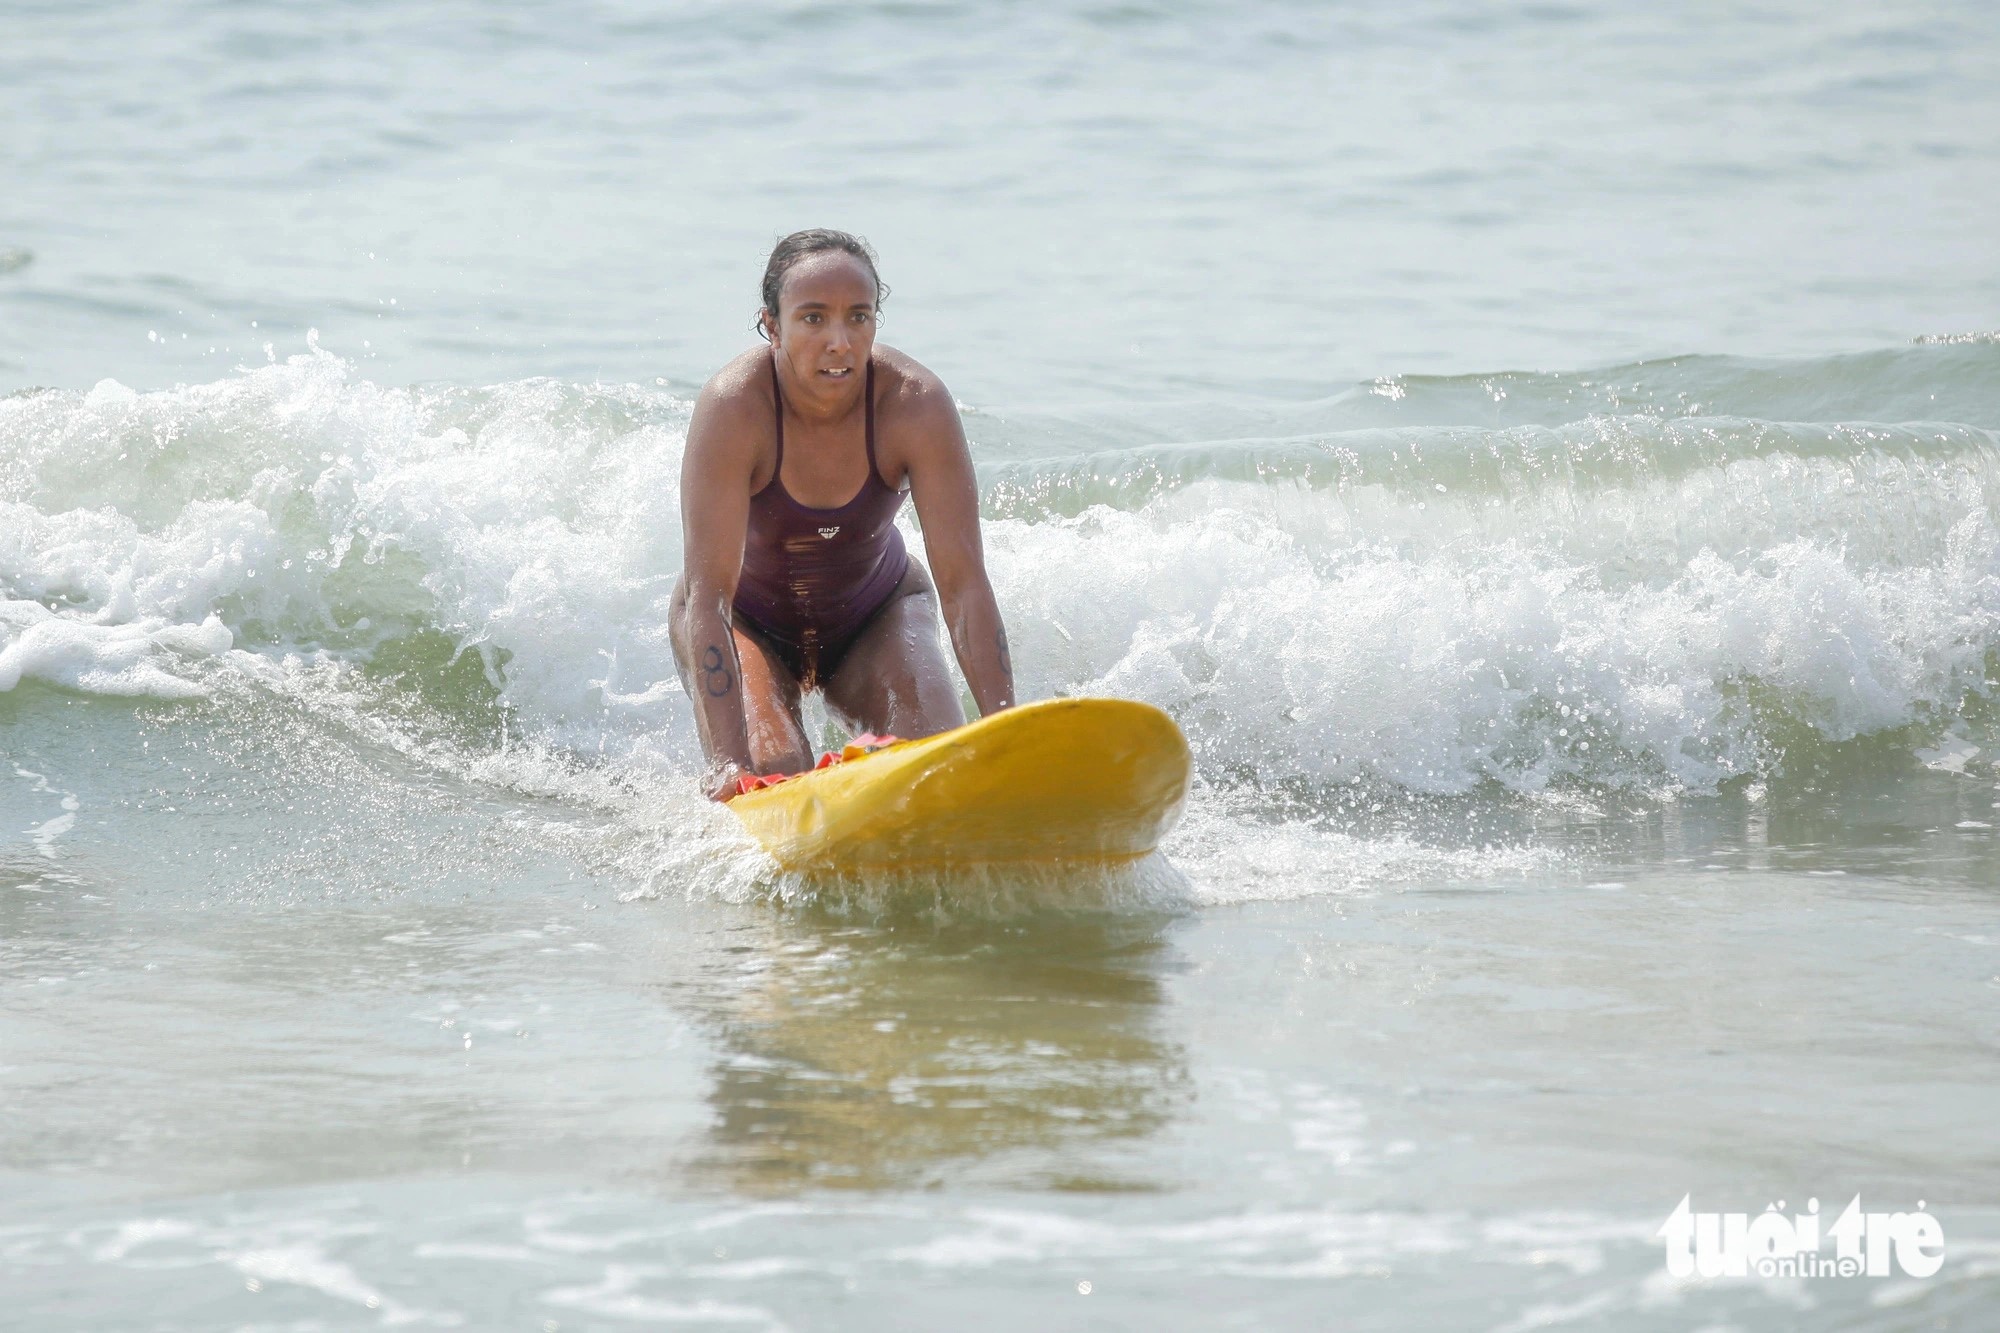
[671,230,1014,801]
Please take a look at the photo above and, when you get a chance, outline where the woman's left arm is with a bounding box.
[901,378,1015,717]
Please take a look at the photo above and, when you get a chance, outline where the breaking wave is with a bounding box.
[5,337,1999,898]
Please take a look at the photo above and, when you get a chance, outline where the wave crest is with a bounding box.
[5,344,1998,806]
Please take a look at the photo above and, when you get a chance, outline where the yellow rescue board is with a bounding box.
[729,697,1191,871]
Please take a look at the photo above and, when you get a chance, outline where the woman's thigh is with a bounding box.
[732,621,815,773]
[822,560,967,740]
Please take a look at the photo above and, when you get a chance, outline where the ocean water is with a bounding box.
[5,1,2000,1328]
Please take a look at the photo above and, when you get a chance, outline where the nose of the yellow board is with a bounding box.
[730,697,1192,871]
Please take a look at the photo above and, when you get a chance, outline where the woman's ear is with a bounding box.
[758,308,778,344]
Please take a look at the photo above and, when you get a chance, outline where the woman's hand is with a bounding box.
[703,760,750,803]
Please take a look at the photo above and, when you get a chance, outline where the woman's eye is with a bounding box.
[803,313,821,324]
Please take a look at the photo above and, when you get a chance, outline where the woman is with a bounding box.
[671,230,1014,800]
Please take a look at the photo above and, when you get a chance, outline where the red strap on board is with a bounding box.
[731,734,902,798]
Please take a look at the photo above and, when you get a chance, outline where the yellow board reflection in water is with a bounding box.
[683,909,1191,1193]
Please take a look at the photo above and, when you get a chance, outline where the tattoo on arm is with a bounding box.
[995,624,1012,678]
[701,644,736,698]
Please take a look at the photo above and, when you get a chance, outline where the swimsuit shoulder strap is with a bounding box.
[863,358,883,485]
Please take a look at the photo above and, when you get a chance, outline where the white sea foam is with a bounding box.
[992,481,2000,795]
[0,598,230,697]
[1162,791,1551,905]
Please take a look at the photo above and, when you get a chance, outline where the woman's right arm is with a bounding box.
[676,386,757,799]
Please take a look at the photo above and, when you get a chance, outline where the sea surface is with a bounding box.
[5,1,2000,1328]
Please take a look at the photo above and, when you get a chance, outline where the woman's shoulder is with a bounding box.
[688,348,780,452]
[698,347,777,415]
[870,345,954,420]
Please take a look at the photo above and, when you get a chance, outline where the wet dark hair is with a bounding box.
[755,229,888,338]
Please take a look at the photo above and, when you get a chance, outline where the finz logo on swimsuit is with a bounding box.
[818,526,841,539]
[1658,1196,1944,1279]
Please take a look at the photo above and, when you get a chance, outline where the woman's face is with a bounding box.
[765,251,879,395]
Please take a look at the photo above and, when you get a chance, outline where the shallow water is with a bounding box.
[6,1,2000,1328]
